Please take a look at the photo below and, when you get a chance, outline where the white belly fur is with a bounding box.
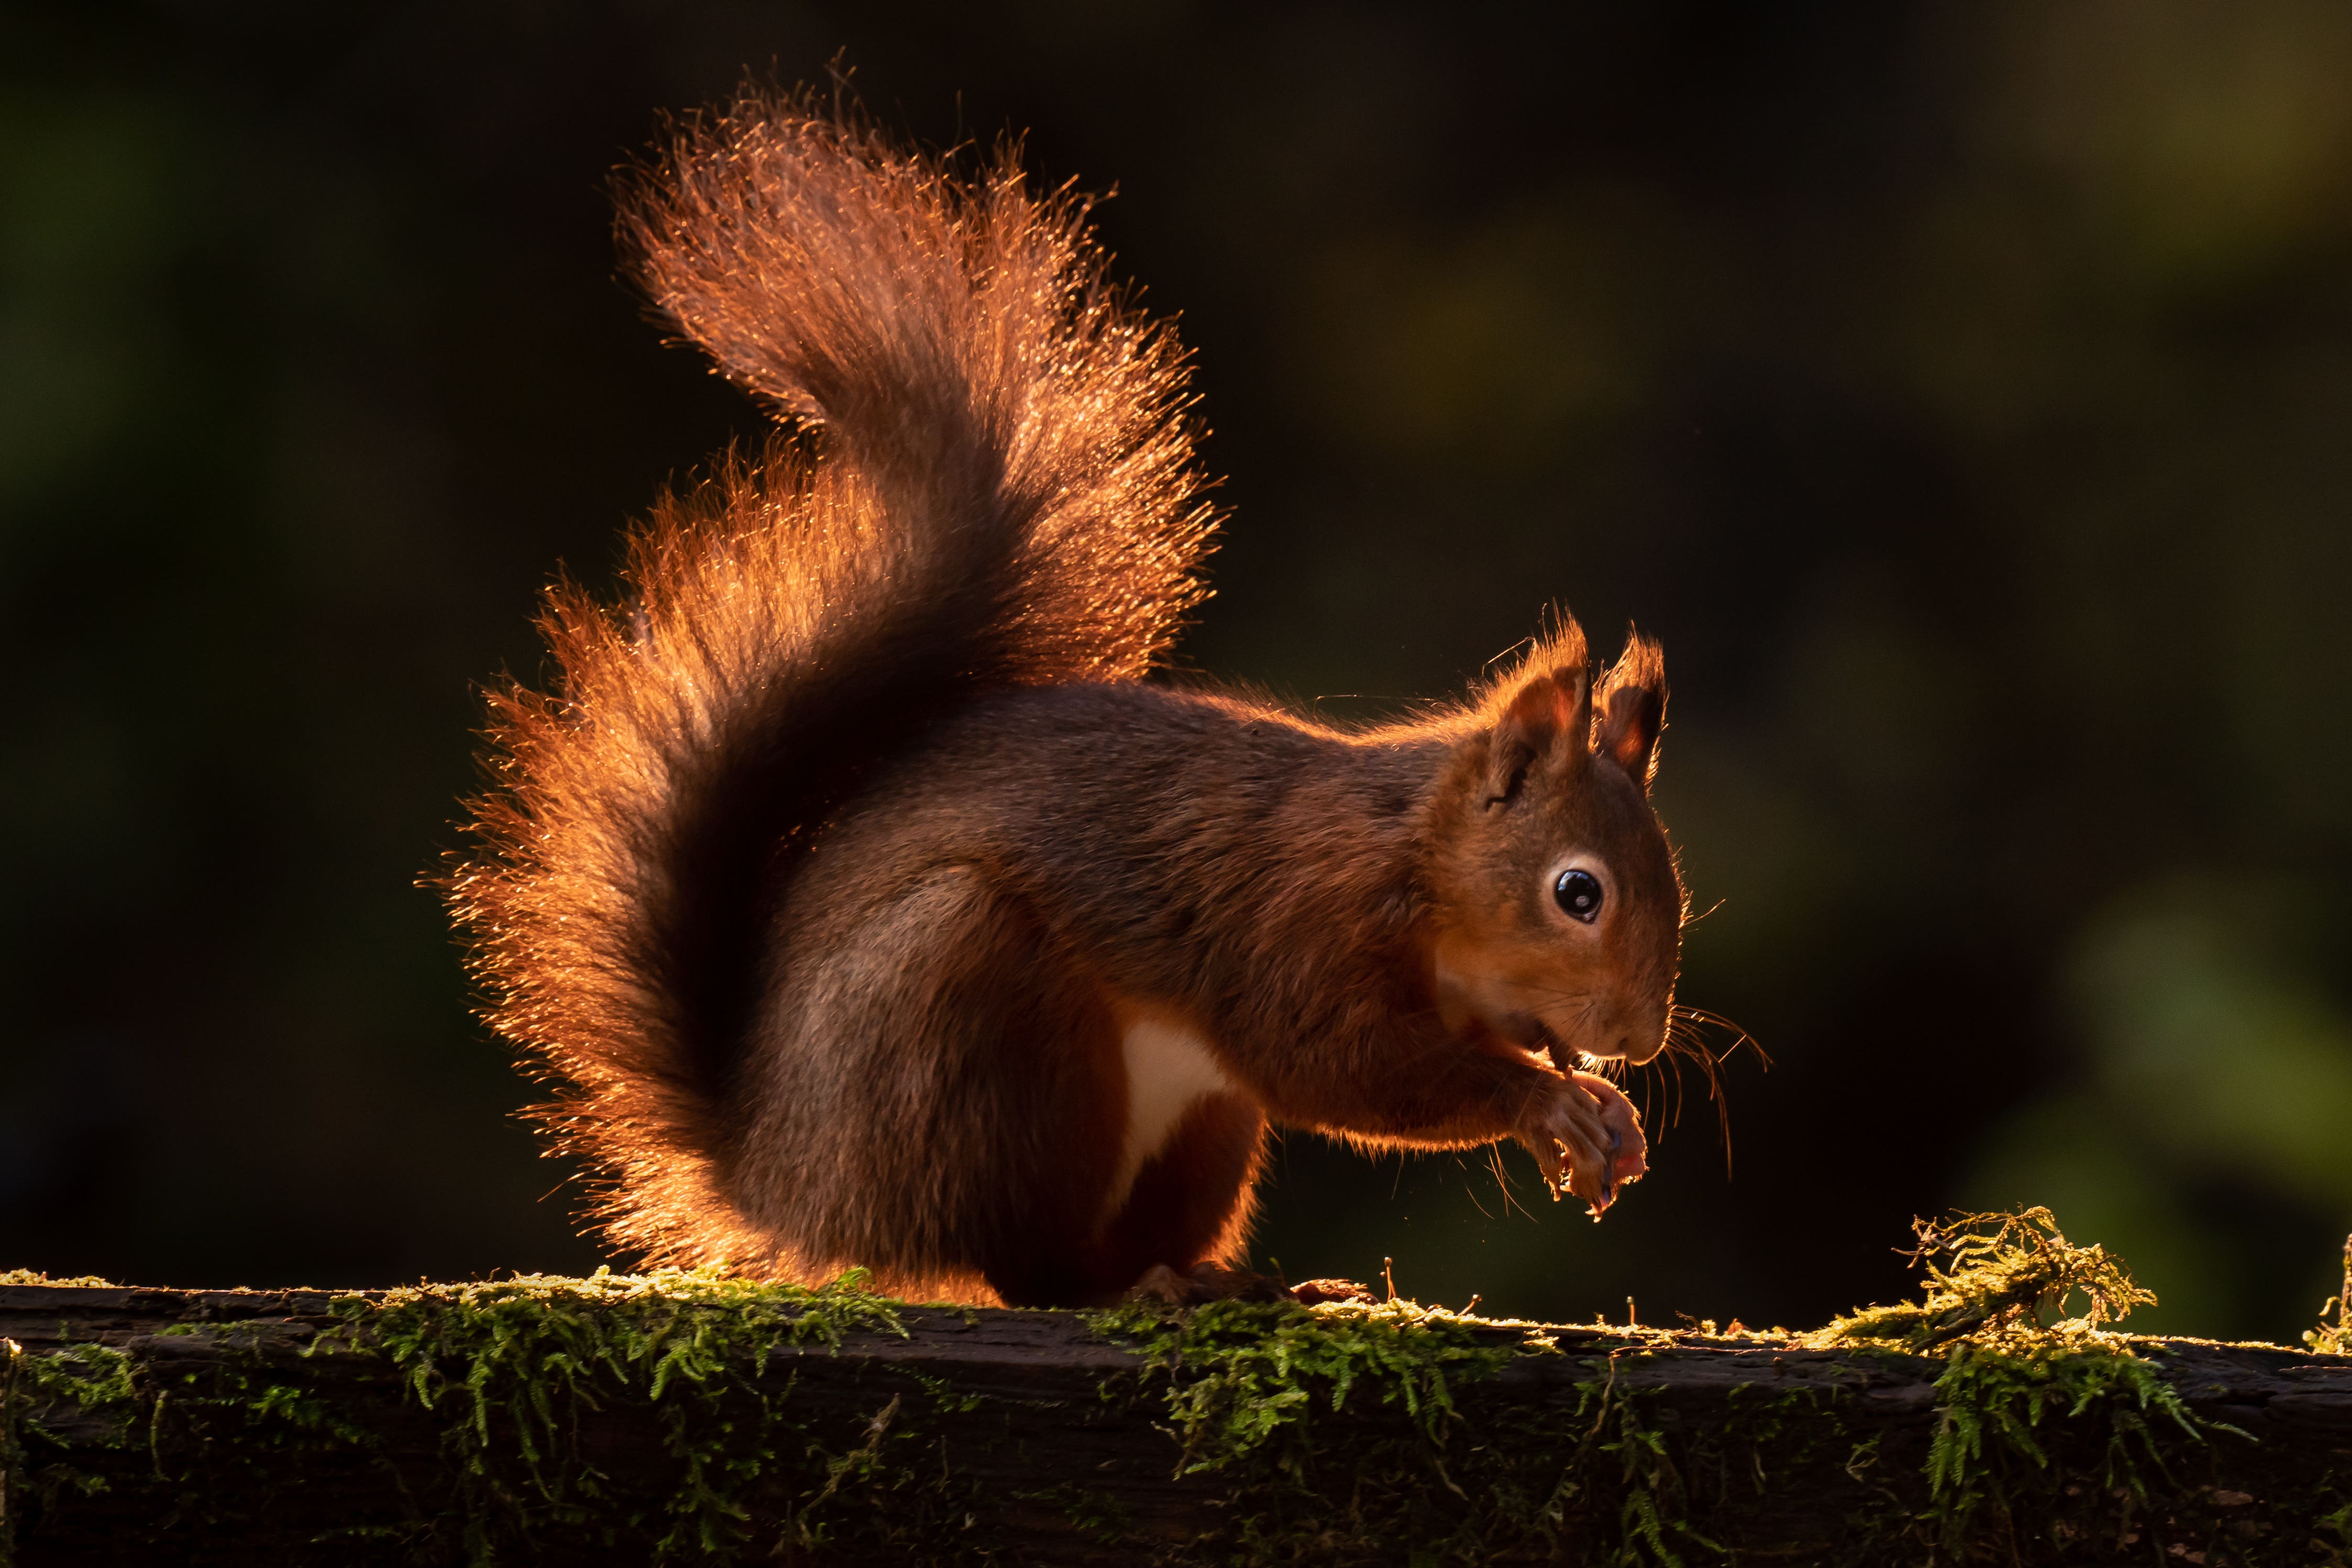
[1107,1016,1233,1216]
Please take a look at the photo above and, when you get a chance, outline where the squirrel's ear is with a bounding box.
[1594,635,1667,792]
[1485,664,1591,807]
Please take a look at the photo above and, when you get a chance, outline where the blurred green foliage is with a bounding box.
[1,1,2347,1340]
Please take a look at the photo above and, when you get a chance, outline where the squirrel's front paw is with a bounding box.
[1516,1072,1648,1219]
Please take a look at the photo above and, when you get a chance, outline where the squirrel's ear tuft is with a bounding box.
[1594,633,1667,791]
[1486,661,1592,807]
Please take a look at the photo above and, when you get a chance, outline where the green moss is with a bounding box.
[3,1334,139,1568]
[1921,1329,2200,1554]
[1087,1299,1771,1564]
[2307,1233,2352,1355]
[9,1341,135,1432]
[2,1215,2339,1563]
[1815,1208,2228,1563]
[2,1338,21,1568]
[1007,1480,1133,1547]
[1087,1296,1511,1477]
[1068,1211,2238,1563]
[326,1264,913,1560]
[2321,1497,2352,1555]
[0,1264,966,1564]
[1817,1207,2153,1352]
[1553,1358,1726,1568]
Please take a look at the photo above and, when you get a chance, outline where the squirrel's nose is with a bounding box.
[1618,1028,1668,1066]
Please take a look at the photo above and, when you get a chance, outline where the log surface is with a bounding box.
[4,1281,2349,1564]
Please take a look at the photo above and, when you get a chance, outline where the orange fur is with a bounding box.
[445,91,1683,1307]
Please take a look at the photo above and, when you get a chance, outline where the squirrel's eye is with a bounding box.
[1554,868,1603,924]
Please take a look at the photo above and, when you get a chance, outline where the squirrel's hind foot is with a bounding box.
[1126,1261,1370,1307]
[1126,1261,1285,1306]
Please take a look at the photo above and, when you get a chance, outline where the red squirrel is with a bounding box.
[447,92,1684,1309]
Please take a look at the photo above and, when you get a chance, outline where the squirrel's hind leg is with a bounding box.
[742,863,1275,1309]
[981,1043,1270,1308]
[1085,1090,1268,1305]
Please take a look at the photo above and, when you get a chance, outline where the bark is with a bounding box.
[3,1280,2349,1565]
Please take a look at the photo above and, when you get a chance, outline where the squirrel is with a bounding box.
[445,90,1686,1310]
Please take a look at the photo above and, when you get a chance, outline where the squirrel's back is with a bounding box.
[445,95,1217,1271]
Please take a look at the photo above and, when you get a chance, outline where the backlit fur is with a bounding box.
[446,91,1684,1307]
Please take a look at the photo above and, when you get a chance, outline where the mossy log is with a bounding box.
[4,1275,2351,1565]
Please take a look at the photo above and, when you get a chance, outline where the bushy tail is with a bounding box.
[444,92,1216,1270]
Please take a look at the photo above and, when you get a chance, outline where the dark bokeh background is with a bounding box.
[5,1,2350,1340]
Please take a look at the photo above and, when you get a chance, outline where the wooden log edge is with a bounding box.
[4,1274,2350,1564]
